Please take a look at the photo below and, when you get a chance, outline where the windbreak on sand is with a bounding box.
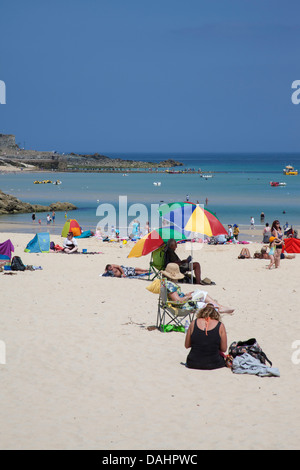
[24,233,50,253]
[61,219,82,237]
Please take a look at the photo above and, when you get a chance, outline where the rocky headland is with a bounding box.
[0,134,183,171]
[0,190,77,215]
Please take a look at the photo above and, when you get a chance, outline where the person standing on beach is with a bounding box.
[262,223,271,243]
[52,210,56,224]
[233,224,239,240]
[250,217,255,229]
[266,238,276,269]
[227,225,234,241]
[32,212,36,223]
[46,214,51,225]
[271,220,284,268]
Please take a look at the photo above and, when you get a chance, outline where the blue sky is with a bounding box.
[1,0,300,154]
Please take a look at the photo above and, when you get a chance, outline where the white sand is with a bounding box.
[0,232,300,450]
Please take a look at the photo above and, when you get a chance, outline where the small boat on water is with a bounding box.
[153,182,161,186]
[270,181,286,187]
[283,165,298,175]
[53,180,62,185]
[34,179,52,184]
[200,174,213,179]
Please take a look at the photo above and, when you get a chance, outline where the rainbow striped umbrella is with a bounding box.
[158,202,227,237]
[128,226,188,258]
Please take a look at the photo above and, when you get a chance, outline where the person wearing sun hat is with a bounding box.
[160,264,234,315]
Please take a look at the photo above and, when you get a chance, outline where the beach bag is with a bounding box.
[146,279,161,294]
[11,256,26,271]
[228,338,272,366]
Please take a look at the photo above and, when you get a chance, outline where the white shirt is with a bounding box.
[63,237,78,248]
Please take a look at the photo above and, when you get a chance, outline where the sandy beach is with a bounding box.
[0,231,299,450]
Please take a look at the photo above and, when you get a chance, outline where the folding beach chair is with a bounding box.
[156,278,197,332]
[149,245,166,280]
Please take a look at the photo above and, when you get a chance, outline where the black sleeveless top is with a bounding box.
[186,320,226,370]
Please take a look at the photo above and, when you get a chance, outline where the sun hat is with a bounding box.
[161,263,185,280]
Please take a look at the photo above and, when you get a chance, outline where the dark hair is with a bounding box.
[167,238,177,248]
[105,264,112,271]
[271,220,281,232]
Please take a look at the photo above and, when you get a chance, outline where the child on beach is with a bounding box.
[267,239,276,269]
[267,234,287,269]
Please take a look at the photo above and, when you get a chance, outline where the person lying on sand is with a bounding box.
[104,264,149,278]
[254,246,295,261]
[62,232,79,254]
[238,248,251,259]
[161,263,234,315]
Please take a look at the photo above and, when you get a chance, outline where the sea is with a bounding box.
[0,152,299,236]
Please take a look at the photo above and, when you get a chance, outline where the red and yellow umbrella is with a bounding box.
[128,226,188,258]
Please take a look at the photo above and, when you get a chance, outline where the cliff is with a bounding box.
[0,190,77,215]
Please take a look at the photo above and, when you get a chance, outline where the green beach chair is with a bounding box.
[149,245,166,280]
[156,278,196,332]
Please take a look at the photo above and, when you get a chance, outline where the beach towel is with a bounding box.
[232,353,280,377]
[75,230,94,239]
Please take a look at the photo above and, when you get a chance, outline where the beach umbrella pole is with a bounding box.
[190,239,193,284]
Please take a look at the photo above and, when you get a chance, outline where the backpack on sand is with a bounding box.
[11,256,26,271]
[228,338,272,366]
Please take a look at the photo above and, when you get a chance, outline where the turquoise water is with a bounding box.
[0,153,299,234]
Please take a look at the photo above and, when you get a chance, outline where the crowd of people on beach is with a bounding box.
[23,210,296,373]
[100,216,294,373]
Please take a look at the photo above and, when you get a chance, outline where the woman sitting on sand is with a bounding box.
[185,303,227,370]
[161,263,234,315]
[63,232,78,254]
[104,264,149,278]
